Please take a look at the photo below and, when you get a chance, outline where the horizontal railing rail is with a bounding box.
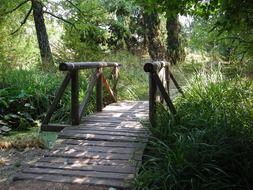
[41,62,120,132]
[144,61,183,125]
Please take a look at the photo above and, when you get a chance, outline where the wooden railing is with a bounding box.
[41,62,120,132]
[144,61,183,124]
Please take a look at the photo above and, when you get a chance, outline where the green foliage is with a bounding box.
[0,68,95,135]
[0,1,40,69]
[103,51,148,100]
[61,0,109,61]
[0,88,38,134]
[135,71,253,190]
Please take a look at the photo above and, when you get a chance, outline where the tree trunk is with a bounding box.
[31,0,53,66]
[144,11,166,61]
[166,16,185,65]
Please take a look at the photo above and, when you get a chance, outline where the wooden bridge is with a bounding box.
[14,61,182,189]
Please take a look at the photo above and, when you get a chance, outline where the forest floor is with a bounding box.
[0,148,112,190]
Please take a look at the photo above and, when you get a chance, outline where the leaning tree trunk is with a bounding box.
[31,0,53,66]
[166,16,185,65]
[144,11,166,61]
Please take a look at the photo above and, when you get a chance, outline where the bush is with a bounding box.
[0,69,92,134]
[135,72,253,190]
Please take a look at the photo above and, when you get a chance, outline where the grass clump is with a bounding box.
[0,131,46,150]
[135,71,253,190]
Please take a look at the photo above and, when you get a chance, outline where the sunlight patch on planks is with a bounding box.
[14,101,149,189]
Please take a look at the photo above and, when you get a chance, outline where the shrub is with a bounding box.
[0,69,91,134]
[135,72,253,190]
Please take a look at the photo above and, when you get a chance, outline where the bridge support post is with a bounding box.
[96,67,103,112]
[149,73,157,125]
[71,70,80,125]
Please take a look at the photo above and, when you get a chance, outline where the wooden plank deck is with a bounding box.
[14,101,149,189]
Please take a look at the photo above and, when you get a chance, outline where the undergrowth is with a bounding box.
[0,51,148,135]
[0,69,93,135]
[135,71,253,190]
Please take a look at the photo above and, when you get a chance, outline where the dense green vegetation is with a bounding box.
[1,0,253,189]
[135,69,253,189]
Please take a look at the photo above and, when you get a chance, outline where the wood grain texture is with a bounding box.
[14,101,149,188]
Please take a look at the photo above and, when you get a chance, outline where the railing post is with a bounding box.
[96,67,103,112]
[165,64,170,95]
[71,70,80,125]
[112,66,119,101]
[149,72,157,125]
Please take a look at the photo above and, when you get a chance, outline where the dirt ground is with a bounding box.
[0,148,115,190]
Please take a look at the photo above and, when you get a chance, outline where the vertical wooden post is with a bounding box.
[112,66,119,101]
[96,67,103,112]
[71,70,80,125]
[149,73,157,125]
[165,64,170,95]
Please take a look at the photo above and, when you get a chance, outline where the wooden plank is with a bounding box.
[58,132,148,142]
[22,167,135,180]
[83,117,138,122]
[13,173,130,188]
[96,67,103,112]
[79,121,146,128]
[90,114,148,120]
[44,149,143,161]
[61,126,149,134]
[30,162,136,174]
[39,157,139,167]
[71,70,80,125]
[52,144,145,155]
[91,112,148,118]
[56,139,145,148]
[60,129,149,138]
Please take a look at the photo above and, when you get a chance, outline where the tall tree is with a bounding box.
[1,0,55,66]
[31,0,53,66]
[143,10,166,60]
[166,16,185,64]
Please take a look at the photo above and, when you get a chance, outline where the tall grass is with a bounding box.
[135,70,253,190]
[0,69,95,134]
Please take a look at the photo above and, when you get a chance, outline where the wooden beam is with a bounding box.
[153,73,177,115]
[59,62,120,71]
[149,73,157,125]
[42,72,71,125]
[143,61,169,73]
[71,70,80,125]
[96,68,103,112]
[165,64,170,95]
[102,74,117,102]
[112,66,119,99]
[79,72,100,120]
[169,70,184,96]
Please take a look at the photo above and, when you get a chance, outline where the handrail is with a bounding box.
[144,61,183,125]
[143,61,168,73]
[59,62,120,71]
[41,62,120,132]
